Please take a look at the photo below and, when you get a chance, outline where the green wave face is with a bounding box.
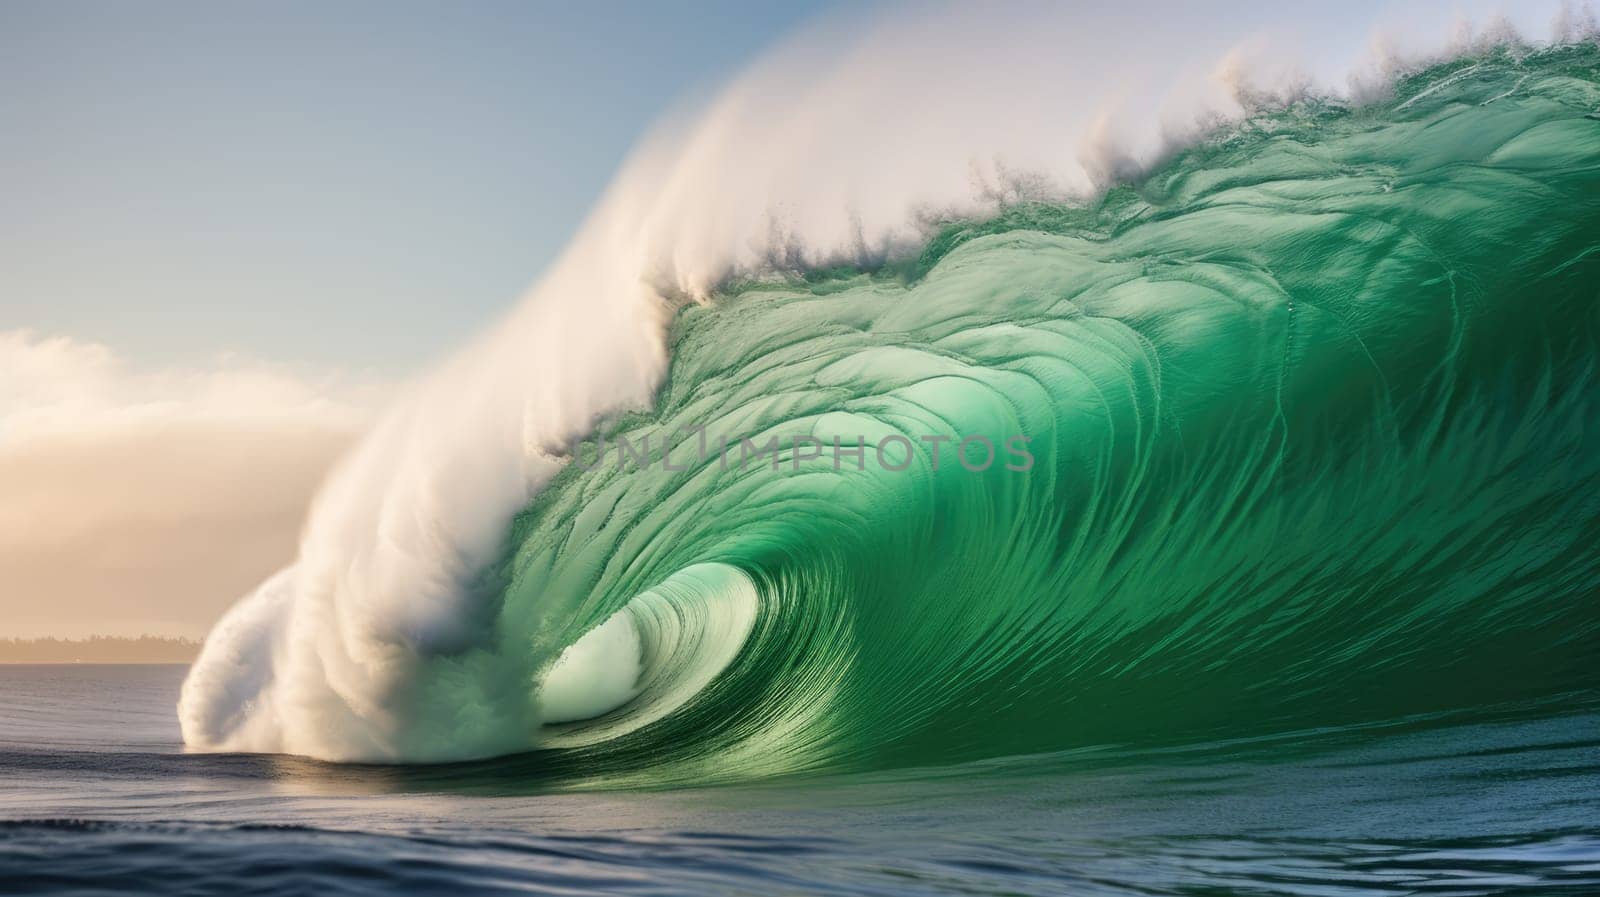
[475,47,1600,786]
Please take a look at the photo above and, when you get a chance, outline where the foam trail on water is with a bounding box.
[181,0,1594,764]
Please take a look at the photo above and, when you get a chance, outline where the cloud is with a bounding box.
[0,330,383,637]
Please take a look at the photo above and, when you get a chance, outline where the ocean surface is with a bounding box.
[1,664,1597,895]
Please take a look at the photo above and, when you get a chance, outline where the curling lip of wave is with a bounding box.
[182,4,1600,776]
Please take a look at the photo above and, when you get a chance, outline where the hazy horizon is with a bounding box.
[0,633,199,663]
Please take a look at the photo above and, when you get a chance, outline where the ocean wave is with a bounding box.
[182,4,1600,780]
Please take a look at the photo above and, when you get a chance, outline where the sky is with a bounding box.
[1,0,834,638]
[2,0,834,372]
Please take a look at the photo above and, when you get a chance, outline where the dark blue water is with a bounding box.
[1,665,1597,895]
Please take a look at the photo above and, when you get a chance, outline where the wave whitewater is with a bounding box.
[182,24,1600,782]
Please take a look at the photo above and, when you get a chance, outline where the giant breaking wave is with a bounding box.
[181,2,1600,784]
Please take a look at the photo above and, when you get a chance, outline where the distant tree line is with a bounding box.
[0,635,201,664]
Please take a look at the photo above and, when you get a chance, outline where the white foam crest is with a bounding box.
[180,0,1591,762]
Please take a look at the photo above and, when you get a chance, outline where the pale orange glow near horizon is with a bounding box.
[0,329,380,638]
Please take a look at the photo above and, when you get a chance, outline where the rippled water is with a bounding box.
[1,665,1596,895]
